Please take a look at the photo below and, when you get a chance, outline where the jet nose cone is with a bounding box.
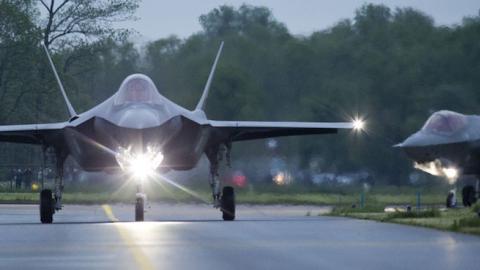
[118,107,160,129]
[395,132,429,148]
[395,132,435,162]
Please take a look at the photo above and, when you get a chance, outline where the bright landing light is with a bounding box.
[414,160,459,184]
[116,146,164,180]
[443,167,459,181]
[352,118,365,131]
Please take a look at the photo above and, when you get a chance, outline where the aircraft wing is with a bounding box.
[0,122,67,144]
[208,120,354,141]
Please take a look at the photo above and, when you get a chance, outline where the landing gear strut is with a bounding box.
[206,143,235,220]
[207,144,225,208]
[446,190,456,208]
[135,181,146,221]
[54,163,64,212]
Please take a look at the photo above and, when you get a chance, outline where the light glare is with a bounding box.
[443,167,458,181]
[352,118,365,131]
[414,160,459,184]
[116,146,164,180]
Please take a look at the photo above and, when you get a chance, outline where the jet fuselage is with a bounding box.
[55,74,214,172]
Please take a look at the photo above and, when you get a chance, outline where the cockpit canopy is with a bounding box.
[422,110,467,134]
[114,74,163,106]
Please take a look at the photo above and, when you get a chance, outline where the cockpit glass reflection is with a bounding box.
[114,74,163,106]
[422,111,466,134]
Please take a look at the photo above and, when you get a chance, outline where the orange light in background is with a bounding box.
[272,171,293,186]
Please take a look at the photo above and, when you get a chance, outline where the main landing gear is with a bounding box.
[459,178,479,207]
[207,143,236,221]
[39,185,64,224]
[462,185,477,207]
[40,189,54,223]
[221,186,235,221]
[39,150,66,224]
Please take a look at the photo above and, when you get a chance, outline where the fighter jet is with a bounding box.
[0,42,362,223]
[396,110,480,207]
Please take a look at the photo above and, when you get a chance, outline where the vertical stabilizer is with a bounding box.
[195,41,224,111]
[42,43,77,118]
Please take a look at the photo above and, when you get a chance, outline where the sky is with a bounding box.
[117,0,480,41]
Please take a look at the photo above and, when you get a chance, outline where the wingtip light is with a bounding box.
[352,118,365,131]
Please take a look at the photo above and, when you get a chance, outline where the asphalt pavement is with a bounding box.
[0,203,478,269]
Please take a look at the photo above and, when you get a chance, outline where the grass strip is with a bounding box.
[328,205,480,236]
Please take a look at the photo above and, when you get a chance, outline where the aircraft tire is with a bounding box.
[462,185,477,207]
[135,197,144,221]
[221,186,235,221]
[40,189,54,224]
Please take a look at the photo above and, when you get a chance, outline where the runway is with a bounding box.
[0,203,478,269]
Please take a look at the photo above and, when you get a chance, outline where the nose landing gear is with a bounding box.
[135,194,146,221]
[135,181,146,221]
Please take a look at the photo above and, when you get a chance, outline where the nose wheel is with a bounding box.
[135,195,145,221]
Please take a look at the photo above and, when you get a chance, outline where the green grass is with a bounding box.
[0,190,446,205]
[0,182,448,206]
[330,205,386,214]
[385,208,440,219]
[0,180,449,204]
[329,205,480,236]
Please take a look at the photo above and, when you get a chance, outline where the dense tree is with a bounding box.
[0,0,40,123]
[39,0,139,49]
[2,3,480,185]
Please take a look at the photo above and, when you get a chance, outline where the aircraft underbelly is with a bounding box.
[162,118,210,170]
[404,142,470,163]
[65,116,209,172]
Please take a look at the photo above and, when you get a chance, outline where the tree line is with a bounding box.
[1,0,480,185]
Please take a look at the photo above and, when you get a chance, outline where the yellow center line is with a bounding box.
[101,204,154,270]
[102,204,119,222]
